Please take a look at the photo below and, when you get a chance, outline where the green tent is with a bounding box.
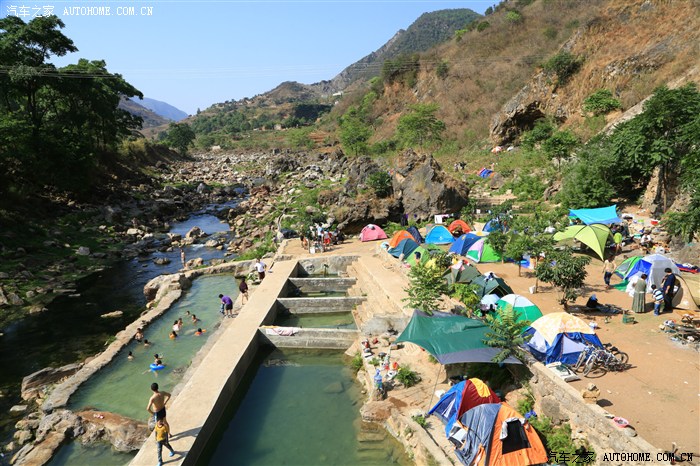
[466,238,501,263]
[396,310,521,364]
[471,275,513,297]
[614,256,641,278]
[406,246,429,266]
[553,224,612,261]
[444,265,481,286]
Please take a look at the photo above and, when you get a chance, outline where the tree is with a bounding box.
[403,262,448,314]
[396,103,446,149]
[451,283,481,317]
[366,171,392,198]
[339,106,372,155]
[543,129,578,171]
[534,248,591,310]
[483,308,532,364]
[485,230,509,263]
[583,89,621,115]
[543,51,583,85]
[167,122,196,155]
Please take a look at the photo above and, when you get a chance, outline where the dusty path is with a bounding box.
[283,237,699,455]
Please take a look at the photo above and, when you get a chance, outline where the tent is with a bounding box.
[445,264,481,286]
[480,294,501,310]
[449,233,481,256]
[429,378,501,436]
[553,224,612,261]
[478,168,494,178]
[359,224,388,242]
[471,275,513,297]
[407,226,424,244]
[449,403,548,466]
[448,219,472,235]
[425,225,455,244]
[406,246,429,266]
[388,238,420,259]
[674,275,700,311]
[466,238,502,263]
[388,230,414,249]
[623,254,680,288]
[614,256,642,279]
[569,205,621,225]
[482,219,501,233]
[396,310,521,364]
[496,294,543,323]
[523,312,602,365]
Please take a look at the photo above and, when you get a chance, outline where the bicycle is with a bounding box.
[582,344,629,376]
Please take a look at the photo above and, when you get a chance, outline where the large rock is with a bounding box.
[360,400,394,422]
[143,273,191,301]
[11,431,66,466]
[392,150,470,221]
[77,410,149,452]
[21,363,82,401]
[34,409,83,443]
[185,226,206,239]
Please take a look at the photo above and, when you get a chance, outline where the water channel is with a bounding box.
[0,208,233,440]
[198,348,411,466]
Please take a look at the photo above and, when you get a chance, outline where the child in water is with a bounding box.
[135,328,144,342]
[143,339,151,347]
[191,314,199,323]
[128,351,134,360]
[169,331,178,340]
[194,328,205,336]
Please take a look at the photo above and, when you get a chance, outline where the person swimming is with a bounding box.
[172,320,181,332]
[195,328,205,336]
[191,314,199,323]
[154,354,163,365]
[128,351,134,360]
[135,328,144,342]
[143,339,151,347]
[169,331,178,340]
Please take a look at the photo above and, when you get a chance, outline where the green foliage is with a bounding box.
[485,230,509,262]
[396,366,420,388]
[542,27,558,40]
[476,21,491,32]
[436,61,449,79]
[429,251,452,270]
[483,308,531,363]
[339,106,372,155]
[663,192,700,243]
[286,127,314,149]
[543,51,583,85]
[350,352,364,372]
[454,28,468,41]
[542,129,578,171]
[165,122,196,155]
[583,89,621,115]
[508,175,546,201]
[484,6,494,15]
[529,417,594,465]
[451,283,481,315]
[381,53,420,87]
[516,388,535,415]
[520,119,555,149]
[403,262,448,313]
[369,357,380,367]
[558,159,615,209]
[535,248,591,306]
[366,171,393,198]
[505,10,523,24]
[411,414,427,427]
[396,103,446,149]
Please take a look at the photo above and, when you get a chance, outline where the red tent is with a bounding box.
[360,224,388,242]
[448,219,472,235]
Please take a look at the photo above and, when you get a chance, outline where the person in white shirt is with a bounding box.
[255,258,267,281]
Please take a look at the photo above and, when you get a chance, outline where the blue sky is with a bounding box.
[2,0,494,114]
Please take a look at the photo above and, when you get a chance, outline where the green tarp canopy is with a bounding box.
[396,310,521,365]
[553,224,612,260]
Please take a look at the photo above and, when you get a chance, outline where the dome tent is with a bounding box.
[523,312,602,365]
[429,378,500,436]
[425,224,455,244]
[359,224,388,242]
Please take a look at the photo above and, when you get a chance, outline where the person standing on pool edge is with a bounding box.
[147,383,172,435]
[255,257,267,282]
[219,294,233,318]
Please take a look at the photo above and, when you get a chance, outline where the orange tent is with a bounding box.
[448,219,472,235]
[388,230,414,248]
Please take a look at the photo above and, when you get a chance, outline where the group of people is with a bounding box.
[300,224,344,253]
[630,268,677,315]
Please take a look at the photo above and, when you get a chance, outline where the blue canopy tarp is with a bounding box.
[569,205,621,225]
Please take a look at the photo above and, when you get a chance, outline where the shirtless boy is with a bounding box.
[147,383,172,435]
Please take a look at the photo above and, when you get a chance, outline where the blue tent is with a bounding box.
[523,312,602,365]
[425,225,455,244]
[448,233,481,255]
[388,238,420,258]
[482,219,502,233]
[429,378,500,437]
[569,205,621,225]
[407,226,424,244]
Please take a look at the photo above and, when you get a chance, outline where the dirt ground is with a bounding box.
[281,235,700,456]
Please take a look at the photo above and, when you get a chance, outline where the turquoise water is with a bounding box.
[68,274,238,421]
[46,441,134,466]
[276,312,357,329]
[199,349,411,466]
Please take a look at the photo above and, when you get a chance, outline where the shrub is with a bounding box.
[520,119,555,149]
[543,51,583,85]
[411,414,427,427]
[543,26,557,40]
[451,283,481,316]
[436,61,449,79]
[477,21,491,32]
[582,89,622,115]
[509,175,546,200]
[403,262,448,313]
[366,171,392,198]
[505,10,523,24]
[350,352,364,372]
[396,366,420,387]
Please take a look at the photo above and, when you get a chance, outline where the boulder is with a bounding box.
[0,286,8,307]
[143,273,191,302]
[9,405,28,415]
[77,410,149,452]
[11,431,66,466]
[7,292,24,306]
[34,409,83,442]
[21,363,82,401]
[360,400,394,422]
[185,226,206,239]
[13,429,33,445]
[153,257,171,266]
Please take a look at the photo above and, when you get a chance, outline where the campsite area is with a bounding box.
[283,225,700,458]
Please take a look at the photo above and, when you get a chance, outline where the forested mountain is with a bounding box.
[119,98,171,129]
